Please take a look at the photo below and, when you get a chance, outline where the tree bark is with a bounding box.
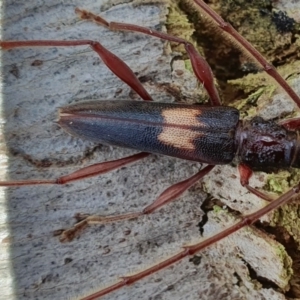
[0,1,299,299]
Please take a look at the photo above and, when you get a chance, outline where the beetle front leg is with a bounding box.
[238,163,275,201]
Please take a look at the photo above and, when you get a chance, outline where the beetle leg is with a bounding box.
[79,180,300,300]
[143,164,215,213]
[238,163,274,201]
[0,153,214,242]
[75,8,221,106]
[193,0,300,108]
[0,152,149,187]
[59,165,214,242]
[75,2,300,108]
[0,40,152,101]
[59,212,143,242]
[279,117,300,131]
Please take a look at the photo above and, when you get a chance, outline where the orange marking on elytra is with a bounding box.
[158,108,205,151]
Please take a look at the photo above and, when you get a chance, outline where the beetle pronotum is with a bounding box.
[0,0,300,300]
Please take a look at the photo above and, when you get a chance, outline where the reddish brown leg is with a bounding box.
[80,181,300,300]
[192,0,300,108]
[238,163,274,201]
[0,152,150,187]
[0,40,152,101]
[0,154,214,242]
[75,8,221,106]
[60,164,214,242]
[1,152,151,242]
[75,4,300,108]
[279,117,300,131]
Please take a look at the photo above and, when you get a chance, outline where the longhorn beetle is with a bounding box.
[1,1,300,299]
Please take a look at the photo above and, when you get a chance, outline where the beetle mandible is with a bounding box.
[0,0,300,300]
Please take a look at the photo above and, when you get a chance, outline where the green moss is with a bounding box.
[274,244,294,279]
[184,59,192,73]
[262,168,300,249]
[213,205,224,213]
[271,201,300,250]
[265,171,290,194]
[165,0,196,55]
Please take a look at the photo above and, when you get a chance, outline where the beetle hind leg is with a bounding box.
[238,163,275,202]
[0,152,149,187]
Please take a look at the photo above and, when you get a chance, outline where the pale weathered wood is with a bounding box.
[0,1,299,300]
